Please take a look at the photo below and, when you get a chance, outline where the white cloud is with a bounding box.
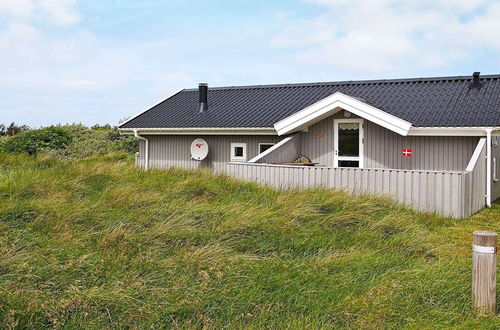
[39,0,80,25]
[0,0,34,19]
[0,0,192,126]
[0,0,122,93]
[0,0,79,25]
[273,0,500,73]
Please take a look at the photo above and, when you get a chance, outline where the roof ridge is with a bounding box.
[183,74,500,91]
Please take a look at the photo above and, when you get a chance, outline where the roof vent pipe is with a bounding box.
[199,83,208,113]
[471,72,482,89]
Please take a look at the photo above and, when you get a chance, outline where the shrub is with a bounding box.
[51,125,138,159]
[0,122,30,136]
[1,126,72,155]
[0,124,137,159]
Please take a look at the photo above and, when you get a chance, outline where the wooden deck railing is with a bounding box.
[223,138,489,219]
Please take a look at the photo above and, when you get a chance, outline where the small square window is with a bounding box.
[234,146,244,157]
[259,143,275,154]
[231,143,247,161]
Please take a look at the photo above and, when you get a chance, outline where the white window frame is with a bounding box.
[258,143,275,154]
[230,142,247,161]
[334,118,364,168]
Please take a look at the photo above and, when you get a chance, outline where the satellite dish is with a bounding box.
[190,138,209,161]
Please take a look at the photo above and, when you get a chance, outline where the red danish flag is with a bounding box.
[402,148,413,157]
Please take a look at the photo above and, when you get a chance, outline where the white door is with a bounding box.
[334,118,364,168]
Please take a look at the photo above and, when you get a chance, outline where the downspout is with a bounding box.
[486,129,492,207]
[134,129,149,170]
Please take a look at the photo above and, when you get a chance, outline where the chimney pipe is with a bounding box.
[471,72,482,89]
[199,83,208,113]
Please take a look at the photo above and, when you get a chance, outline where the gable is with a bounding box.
[273,92,412,136]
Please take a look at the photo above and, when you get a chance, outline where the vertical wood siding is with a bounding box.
[133,128,487,217]
[297,113,479,171]
[137,135,282,171]
[463,141,487,216]
[137,118,479,173]
[225,163,468,218]
[258,136,301,163]
[364,122,479,171]
[490,136,500,202]
[300,115,334,165]
[137,140,146,168]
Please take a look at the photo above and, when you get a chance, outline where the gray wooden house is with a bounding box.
[119,73,500,218]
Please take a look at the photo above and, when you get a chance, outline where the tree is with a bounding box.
[1,123,30,136]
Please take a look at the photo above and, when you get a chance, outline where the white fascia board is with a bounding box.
[408,127,500,136]
[248,134,297,163]
[118,88,184,127]
[273,92,412,136]
[119,127,277,135]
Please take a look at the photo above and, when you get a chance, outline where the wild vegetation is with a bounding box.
[0,124,137,157]
[0,151,498,328]
[0,123,30,137]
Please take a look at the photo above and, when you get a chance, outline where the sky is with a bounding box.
[1,0,500,127]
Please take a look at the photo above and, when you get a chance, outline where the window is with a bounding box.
[259,143,275,154]
[230,143,247,161]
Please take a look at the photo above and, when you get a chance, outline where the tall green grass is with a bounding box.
[0,153,498,328]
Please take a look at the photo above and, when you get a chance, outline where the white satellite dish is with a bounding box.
[190,138,209,161]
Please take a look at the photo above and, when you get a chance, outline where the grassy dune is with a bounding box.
[0,153,498,328]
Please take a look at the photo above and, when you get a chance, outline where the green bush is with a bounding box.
[0,136,7,153]
[0,124,138,159]
[52,125,138,159]
[0,126,72,155]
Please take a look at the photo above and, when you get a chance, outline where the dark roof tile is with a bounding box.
[120,74,500,129]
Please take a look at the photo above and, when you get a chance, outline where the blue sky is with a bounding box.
[1,0,500,127]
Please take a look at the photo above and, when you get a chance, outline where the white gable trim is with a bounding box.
[273,92,412,136]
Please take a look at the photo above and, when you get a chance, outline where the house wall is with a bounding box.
[137,118,480,173]
[137,135,282,170]
[257,135,301,164]
[492,136,500,201]
[299,113,479,171]
[133,131,489,218]
[463,140,487,215]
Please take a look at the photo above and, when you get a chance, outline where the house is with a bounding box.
[119,73,500,218]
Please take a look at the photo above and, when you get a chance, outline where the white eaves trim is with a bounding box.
[274,92,412,136]
[408,127,500,136]
[118,88,184,127]
[248,134,297,163]
[119,127,277,135]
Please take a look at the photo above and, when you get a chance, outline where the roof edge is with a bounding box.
[182,74,500,91]
[119,127,278,135]
[408,127,500,136]
[118,88,184,128]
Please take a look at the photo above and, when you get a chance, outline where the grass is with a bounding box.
[0,153,499,329]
